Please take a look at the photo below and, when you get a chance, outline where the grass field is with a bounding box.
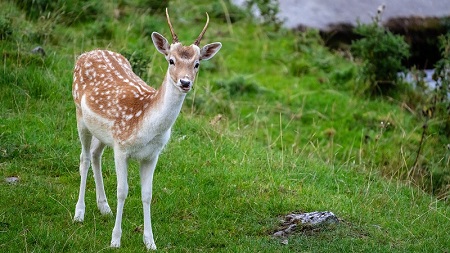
[1,0,449,252]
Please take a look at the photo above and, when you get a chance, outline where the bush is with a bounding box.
[351,6,410,95]
[120,49,152,82]
[0,15,13,40]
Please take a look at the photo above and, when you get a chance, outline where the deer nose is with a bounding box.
[180,79,191,88]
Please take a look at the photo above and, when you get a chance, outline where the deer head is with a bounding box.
[151,9,222,94]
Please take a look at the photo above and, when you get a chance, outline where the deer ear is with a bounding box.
[152,32,170,56]
[200,42,222,61]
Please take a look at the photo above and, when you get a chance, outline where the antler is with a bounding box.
[165,8,179,43]
[194,12,209,46]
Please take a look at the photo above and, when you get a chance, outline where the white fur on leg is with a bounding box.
[111,219,123,248]
[110,149,128,248]
[97,200,112,215]
[74,204,85,222]
[74,151,89,222]
[144,237,157,250]
[140,159,157,250]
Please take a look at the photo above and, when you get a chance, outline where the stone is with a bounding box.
[273,211,339,237]
[4,176,19,184]
[31,46,46,57]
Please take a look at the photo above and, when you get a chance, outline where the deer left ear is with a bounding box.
[200,42,222,61]
[152,32,170,56]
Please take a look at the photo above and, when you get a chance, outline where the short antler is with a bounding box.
[165,8,179,43]
[194,12,209,46]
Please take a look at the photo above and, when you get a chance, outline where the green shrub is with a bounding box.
[0,15,13,40]
[351,7,410,95]
[120,49,152,82]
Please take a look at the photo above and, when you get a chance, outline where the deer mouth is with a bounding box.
[179,85,191,93]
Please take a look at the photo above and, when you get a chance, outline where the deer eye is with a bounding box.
[169,59,175,65]
[194,62,200,68]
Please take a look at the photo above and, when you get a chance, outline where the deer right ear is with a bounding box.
[152,32,170,56]
[200,42,222,61]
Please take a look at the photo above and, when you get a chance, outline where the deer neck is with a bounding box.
[142,72,186,136]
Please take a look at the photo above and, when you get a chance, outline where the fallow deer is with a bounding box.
[72,9,221,250]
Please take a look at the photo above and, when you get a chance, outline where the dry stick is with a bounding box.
[410,119,428,179]
[410,93,436,179]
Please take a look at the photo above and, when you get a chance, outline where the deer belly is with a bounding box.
[80,97,115,146]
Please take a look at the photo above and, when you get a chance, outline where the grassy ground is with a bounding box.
[1,0,449,252]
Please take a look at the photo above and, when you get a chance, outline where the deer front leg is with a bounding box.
[110,149,129,248]
[140,157,158,250]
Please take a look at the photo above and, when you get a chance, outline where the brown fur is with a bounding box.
[73,50,163,141]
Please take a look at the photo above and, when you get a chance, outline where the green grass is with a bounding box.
[1,0,449,252]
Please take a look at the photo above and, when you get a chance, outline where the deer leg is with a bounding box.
[110,149,129,248]
[140,157,158,250]
[90,137,112,215]
[74,127,92,222]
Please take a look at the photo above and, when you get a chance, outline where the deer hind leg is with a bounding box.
[74,126,93,222]
[110,148,129,248]
[140,157,158,250]
[90,137,112,216]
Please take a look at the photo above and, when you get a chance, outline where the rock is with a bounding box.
[273,211,339,237]
[5,176,19,184]
[31,46,46,57]
[286,211,339,225]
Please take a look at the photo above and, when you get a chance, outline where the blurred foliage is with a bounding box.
[120,49,152,82]
[13,0,104,25]
[245,0,283,30]
[0,15,13,40]
[124,0,169,13]
[431,32,450,134]
[208,0,248,24]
